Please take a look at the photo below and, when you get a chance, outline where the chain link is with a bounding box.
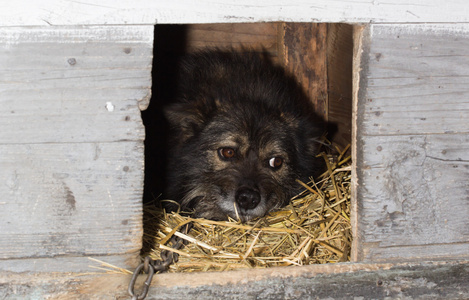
[128,223,192,300]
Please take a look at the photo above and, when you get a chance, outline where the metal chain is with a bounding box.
[128,223,192,300]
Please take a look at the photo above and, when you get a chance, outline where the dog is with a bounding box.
[164,50,323,222]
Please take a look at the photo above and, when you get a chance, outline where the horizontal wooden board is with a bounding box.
[0,142,144,266]
[360,24,469,136]
[353,24,469,262]
[148,261,469,299]
[362,243,469,263]
[0,254,139,273]
[2,1,469,25]
[0,261,468,299]
[0,26,153,144]
[185,23,279,55]
[357,134,469,246]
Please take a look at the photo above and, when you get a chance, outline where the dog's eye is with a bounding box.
[269,157,283,169]
[218,147,236,159]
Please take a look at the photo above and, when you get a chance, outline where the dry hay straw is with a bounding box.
[142,144,352,273]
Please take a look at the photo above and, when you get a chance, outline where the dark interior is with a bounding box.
[141,23,353,204]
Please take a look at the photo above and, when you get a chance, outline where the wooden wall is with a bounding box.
[352,24,469,262]
[153,23,352,144]
[1,1,469,298]
[0,26,153,272]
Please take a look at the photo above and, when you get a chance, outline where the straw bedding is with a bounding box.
[141,144,352,273]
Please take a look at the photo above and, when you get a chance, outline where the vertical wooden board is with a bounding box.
[279,23,328,120]
[327,23,353,147]
[0,26,153,144]
[0,142,144,261]
[353,24,469,262]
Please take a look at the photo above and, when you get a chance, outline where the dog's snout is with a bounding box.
[235,187,261,210]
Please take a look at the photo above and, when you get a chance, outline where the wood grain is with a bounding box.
[0,142,144,260]
[2,1,469,26]
[279,23,328,120]
[327,23,354,148]
[361,24,469,136]
[0,26,152,271]
[353,24,469,262]
[357,134,469,247]
[0,261,468,299]
[185,23,278,55]
[0,254,139,273]
[0,26,153,144]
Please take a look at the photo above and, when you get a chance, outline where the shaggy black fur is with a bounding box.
[164,50,324,221]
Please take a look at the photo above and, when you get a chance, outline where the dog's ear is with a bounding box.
[164,102,206,142]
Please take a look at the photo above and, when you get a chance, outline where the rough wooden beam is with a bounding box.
[0,261,468,299]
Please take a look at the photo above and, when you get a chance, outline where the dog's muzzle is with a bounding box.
[235,186,261,210]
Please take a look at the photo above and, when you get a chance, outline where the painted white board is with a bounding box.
[1,0,469,26]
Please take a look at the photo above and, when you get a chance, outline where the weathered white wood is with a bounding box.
[358,135,469,250]
[1,0,469,26]
[353,24,469,262]
[0,254,139,273]
[0,25,152,272]
[0,142,143,266]
[0,261,468,299]
[0,26,153,144]
[361,24,469,136]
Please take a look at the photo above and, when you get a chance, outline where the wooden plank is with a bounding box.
[0,26,153,144]
[356,134,469,259]
[0,142,143,270]
[0,261,468,299]
[185,23,278,56]
[360,24,469,136]
[0,25,151,272]
[0,254,139,273]
[279,23,328,120]
[147,261,469,299]
[327,23,354,148]
[353,24,469,262]
[2,1,469,25]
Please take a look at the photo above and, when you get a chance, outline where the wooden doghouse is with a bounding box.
[1,1,468,299]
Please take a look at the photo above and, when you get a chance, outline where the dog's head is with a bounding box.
[164,51,323,221]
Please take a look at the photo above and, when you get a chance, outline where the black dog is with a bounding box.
[164,50,323,221]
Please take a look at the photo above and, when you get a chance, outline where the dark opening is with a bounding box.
[142,25,189,203]
[140,23,354,263]
[142,23,353,204]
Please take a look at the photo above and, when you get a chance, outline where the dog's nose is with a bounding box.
[235,187,261,210]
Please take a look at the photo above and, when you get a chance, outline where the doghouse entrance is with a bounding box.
[141,23,354,270]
